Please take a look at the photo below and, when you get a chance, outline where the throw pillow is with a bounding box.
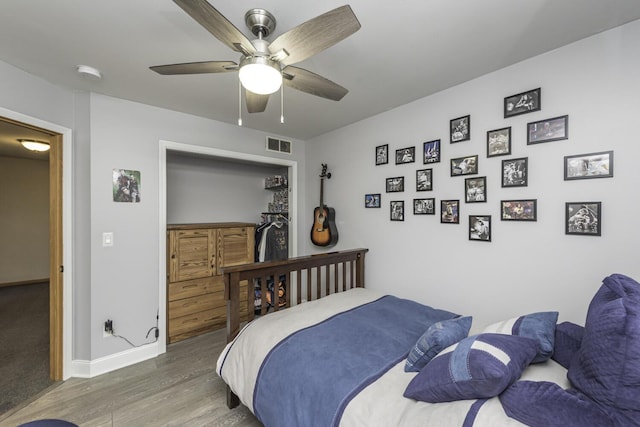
[403,333,537,403]
[482,311,558,363]
[404,316,472,372]
[552,321,584,369]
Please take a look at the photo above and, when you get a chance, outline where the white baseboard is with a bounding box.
[70,341,159,378]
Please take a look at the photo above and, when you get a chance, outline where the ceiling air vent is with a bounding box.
[266,137,292,154]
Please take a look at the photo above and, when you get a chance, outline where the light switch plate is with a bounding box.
[102,232,114,247]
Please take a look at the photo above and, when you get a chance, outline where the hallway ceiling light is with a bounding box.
[18,139,50,152]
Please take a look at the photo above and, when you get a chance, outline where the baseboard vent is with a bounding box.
[266,137,292,154]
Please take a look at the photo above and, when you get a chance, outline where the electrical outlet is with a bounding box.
[103,319,113,337]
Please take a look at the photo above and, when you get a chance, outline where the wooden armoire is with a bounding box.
[166,222,254,343]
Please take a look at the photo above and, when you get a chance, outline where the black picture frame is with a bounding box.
[451,155,478,176]
[564,151,614,180]
[423,139,441,164]
[527,115,569,144]
[501,199,537,221]
[416,168,433,191]
[487,127,511,158]
[390,200,405,221]
[465,177,487,203]
[566,202,601,236]
[501,157,528,187]
[396,147,416,164]
[504,88,541,118]
[375,144,389,165]
[386,176,404,193]
[450,115,470,143]
[469,215,491,241]
[441,200,460,224]
[365,193,381,208]
[414,198,435,215]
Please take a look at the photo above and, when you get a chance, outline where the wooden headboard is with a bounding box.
[222,248,368,343]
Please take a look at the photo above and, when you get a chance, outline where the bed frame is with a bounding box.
[222,248,368,408]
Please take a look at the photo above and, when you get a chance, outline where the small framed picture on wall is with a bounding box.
[416,169,433,191]
[451,155,478,176]
[465,177,486,203]
[423,139,441,164]
[501,199,537,221]
[564,151,613,180]
[390,201,405,221]
[414,198,435,215]
[501,157,528,187]
[504,88,541,118]
[487,127,511,157]
[527,115,569,145]
[375,144,389,165]
[365,193,381,208]
[386,176,404,192]
[450,115,470,143]
[566,202,601,236]
[441,200,460,224]
[469,215,491,241]
[396,147,415,164]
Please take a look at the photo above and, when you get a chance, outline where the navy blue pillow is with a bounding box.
[568,273,640,411]
[500,381,613,426]
[404,316,472,372]
[403,333,537,403]
[482,311,558,363]
[552,321,584,369]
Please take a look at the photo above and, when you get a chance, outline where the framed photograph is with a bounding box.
[113,169,141,203]
[375,144,389,165]
[487,127,511,157]
[364,193,381,208]
[390,201,405,221]
[451,155,478,176]
[501,157,528,187]
[527,115,569,144]
[465,177,486,203]
[416,169,433,191]
[414,198,435,215]
[423,139,441,164]
[450,115,470,143]
[566,202,601,236]
[386,176,404,193]
[396,147,416,164]
[564,150,614,180]
[469,215,491,241]
[504,88,541,118]
[501,199,537,221]
[441,200,460,224]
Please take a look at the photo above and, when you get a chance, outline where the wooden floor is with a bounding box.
[0,329,262,427]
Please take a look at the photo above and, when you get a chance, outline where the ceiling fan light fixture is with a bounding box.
[18,139,50,152]
[238,56,282,95]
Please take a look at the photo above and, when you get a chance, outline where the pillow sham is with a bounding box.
[404,316,472,372]
[568,273,640,411]
[552,321,584,369]
[403,333,537,403]
[482,311,558,363]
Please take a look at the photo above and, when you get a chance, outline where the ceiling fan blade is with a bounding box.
[150,61,238,75]
[282,66,348,101]
[173,0,256,55]
[268,5,361,67]
[246,90,270,113]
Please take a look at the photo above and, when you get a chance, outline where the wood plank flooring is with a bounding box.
[0,329,262,427]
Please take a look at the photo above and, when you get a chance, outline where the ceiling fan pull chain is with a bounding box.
[238,78,243,126]
[280,73,285,124]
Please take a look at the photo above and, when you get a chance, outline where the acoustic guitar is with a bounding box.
[310,164,338,247]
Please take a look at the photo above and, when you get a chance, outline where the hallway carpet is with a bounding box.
[0,282,55,415]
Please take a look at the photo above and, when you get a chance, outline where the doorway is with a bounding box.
[0,114,65,382]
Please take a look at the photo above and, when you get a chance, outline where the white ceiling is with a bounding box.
[1,0,640,143]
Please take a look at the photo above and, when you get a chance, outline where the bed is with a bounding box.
[217,249,640,427]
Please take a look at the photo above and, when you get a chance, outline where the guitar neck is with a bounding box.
[319,177,325,208]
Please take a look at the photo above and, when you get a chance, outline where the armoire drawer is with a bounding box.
[167,276,223,302]
[168,307,226,342]
[168,291,224,319]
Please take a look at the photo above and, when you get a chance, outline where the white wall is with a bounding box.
[0,157,49,283]
[88,94,305,359]
[166,152,287,224]
[305,20,640,328]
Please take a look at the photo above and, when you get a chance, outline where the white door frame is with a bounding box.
[157,140,298,354]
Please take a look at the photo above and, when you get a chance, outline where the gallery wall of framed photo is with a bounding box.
[365,86,613,241]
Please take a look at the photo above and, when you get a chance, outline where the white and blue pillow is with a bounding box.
[404,333,538,403]
[404,316,472,372]
[482,311,558,363]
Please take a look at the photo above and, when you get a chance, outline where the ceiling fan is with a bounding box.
[150,0,361,116]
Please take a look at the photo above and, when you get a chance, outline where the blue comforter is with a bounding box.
[253,295,458,427]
